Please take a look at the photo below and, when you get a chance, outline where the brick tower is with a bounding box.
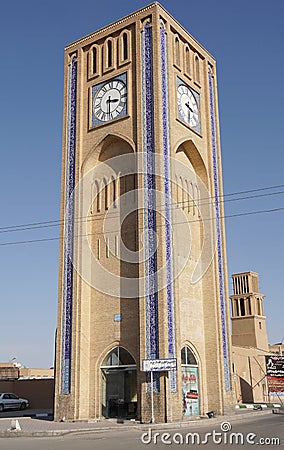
[54,2,234,422]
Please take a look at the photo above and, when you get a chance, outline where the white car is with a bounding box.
[0,393,29,412]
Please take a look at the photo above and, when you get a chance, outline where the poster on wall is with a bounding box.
[265,355,284,396]
[182,367,199,416]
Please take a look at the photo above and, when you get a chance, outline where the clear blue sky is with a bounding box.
[0,0,283,368]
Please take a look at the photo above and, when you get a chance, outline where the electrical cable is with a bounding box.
[0,206,283,247]
[0,183,283,234]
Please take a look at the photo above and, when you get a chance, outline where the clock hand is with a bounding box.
[107,95,111,116]
[106,96,119,116]
[185,102,193,123]
[185,102,193,112]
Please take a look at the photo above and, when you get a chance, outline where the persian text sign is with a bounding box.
[266,355,284,396]
[142,358,177,372]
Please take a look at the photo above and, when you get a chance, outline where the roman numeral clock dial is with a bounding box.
[92,78,127,125]
[177,81,200,132]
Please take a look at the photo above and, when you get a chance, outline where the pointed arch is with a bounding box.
[181,344,200,416]
[181,345,198,365]
[82,133,135,174]
[100,346,137,419]
[175,139,208,187]
[101,346,136,367]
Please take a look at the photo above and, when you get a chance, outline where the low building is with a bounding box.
[0,364,19,380]
[0,362,54,410]
[230,272,282,404]
[19,367,54,379]
[269,342,284,356]
[0,362,54,380]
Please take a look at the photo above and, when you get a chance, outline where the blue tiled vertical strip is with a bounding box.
[208,69,231,392]
[61,56,77,394]
[142,22,159,391]
[160,23,177,392]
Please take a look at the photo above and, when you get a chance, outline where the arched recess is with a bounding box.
[82,133,138,290]
[100,346,137,419]
[82,133,135,174]
[82,134,136,223]
[173,139,209,281]
[174,139,208,227]
[181,345,200,416]
[175,139,208,188]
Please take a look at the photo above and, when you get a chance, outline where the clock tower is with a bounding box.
[55,2,234,422]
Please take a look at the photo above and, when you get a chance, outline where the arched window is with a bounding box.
[88,44,100,77]
[185,46,191,76]
[107,40,112,68]
[101,346,136,367]
[93,46,97,73]
[119,30,131,66]
[123,33,128,60]
[195,54,200,84]
[181,346,198,365]
[184,179,190,212]
[101,347,137,419]
[104,38,114,71]
[111,176,116,206]
[175,35,180,67]
[181,346,199,416]
[94,179,101,212]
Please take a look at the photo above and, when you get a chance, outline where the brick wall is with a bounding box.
[0,379,54,409]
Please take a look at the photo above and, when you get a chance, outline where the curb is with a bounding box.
[0,409,273,438]
[235,403,282,410]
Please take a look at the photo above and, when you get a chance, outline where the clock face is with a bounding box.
[93,79,127,123]
[177,83,199,128]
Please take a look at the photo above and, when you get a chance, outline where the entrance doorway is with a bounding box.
[101,346,137,419]
[181,346,200,416]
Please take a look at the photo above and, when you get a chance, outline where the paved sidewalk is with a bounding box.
[0,409,272,438]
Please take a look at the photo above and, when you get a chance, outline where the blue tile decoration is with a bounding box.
[61,56,77,394]
[160,22,177,392]
[208,67,231,392]
[142,21,159,392]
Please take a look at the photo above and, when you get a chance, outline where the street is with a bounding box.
[0,413,283,450]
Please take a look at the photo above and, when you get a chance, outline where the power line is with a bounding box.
[0,237,60,247]
[0,206,283,247]
[0,183,283,234]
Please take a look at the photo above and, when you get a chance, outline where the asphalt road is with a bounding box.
[0,413,283,450]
